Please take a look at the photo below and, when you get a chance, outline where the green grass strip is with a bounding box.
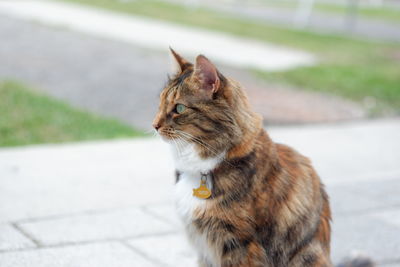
[0,81,144,147]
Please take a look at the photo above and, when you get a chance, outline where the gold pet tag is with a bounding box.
[193,176,211,199]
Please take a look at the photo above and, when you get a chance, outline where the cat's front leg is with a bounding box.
[219,240,269,267]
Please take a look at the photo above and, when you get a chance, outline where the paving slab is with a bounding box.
[326,185,383,216]
[0,224,36,251]
[331,209,400,264]
[128,233,196,267]
[0,242,157,267]
[371,209,400,229]
[267,119,400,185]
[0,139,174,222]
[143,204,182,226]
[343,178,400,208]
[17,208,175,246]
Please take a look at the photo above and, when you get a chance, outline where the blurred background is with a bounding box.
[0,0,399,266]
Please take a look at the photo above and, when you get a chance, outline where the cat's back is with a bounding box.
[276,142,311,168]
[259,140,332,265]
[274,142,321,184]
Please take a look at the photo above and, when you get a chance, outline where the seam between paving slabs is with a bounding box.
[11,223,43,247]
[121,241,169,267]
[14,204,170,224]
[0,231,178,254]
[140,206,177,227]
[13,208,134,224]
[12,202,400,226]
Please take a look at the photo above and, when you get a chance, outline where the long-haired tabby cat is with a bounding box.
[153,49,373,267]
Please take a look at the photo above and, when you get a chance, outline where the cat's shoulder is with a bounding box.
[275,143,313,168]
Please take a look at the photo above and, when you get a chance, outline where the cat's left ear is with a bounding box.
[170,47,191,73]
[192,55,220,96]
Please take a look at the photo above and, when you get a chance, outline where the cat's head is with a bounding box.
[153,49,262,159]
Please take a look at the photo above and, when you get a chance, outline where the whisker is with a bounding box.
[178,134,218,156]
[171,138,182,157]
[174,130,235,168]
[176,130,219,155]
[175,137,186,157]
[145,129,156,135]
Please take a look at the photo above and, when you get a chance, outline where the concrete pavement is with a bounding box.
[0,119,399,266]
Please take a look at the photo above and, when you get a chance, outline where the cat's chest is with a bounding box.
[170,143,223,222]
[174,172,217,266]
[170,143,223,266]
[174,172,211,223]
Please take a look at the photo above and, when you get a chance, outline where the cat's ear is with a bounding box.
[169,47,191,73]
[193,55,220,96]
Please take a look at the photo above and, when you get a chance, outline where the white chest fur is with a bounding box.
[169,142,224,265]
[171,142,223,221]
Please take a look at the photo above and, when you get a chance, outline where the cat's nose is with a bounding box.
[152,115,163,131]
[153,123,161,131]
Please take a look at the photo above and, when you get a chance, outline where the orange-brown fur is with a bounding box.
[154,50,332,267]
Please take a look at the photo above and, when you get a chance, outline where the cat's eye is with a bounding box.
[175,104,186,114]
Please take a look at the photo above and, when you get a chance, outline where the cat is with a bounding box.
[153,49,373,267]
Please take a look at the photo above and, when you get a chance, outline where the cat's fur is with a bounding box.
[153,50,369,267]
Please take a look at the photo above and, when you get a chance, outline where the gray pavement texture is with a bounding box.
[167,0,400,42]
[0,15,366,131]
[0,119,400,266]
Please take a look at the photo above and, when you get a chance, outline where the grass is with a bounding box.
[60,0,400,113]
[258,0,400,22]
[0,81,144,147]
[314,3,400,22]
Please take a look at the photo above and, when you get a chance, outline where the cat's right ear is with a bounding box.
[169,48,191,73]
